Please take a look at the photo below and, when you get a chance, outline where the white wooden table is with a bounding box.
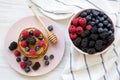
[0,0,70,79]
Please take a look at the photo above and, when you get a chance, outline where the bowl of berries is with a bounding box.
[68,9,115,55]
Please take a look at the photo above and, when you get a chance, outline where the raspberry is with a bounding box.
[70,33,77,40]
[14,50,21,57]
[76,26,83,35]
[39,41,45,47]
[79,18,87,27]
[20,62,27,69]
[73,37,81,47]
[22,30,29,39]
[72,18,79,26]
[86,25,92,30]
[34,29,41,37]
[69,25,76,33]
[29,49,36,56]
[21,41,27,48]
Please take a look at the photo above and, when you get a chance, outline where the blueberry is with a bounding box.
[86,10,91,15]
[108,30,112,35]
[48,25,53,31]
[38,36,43,40]
[107,23,112,28]
[103,20,109,25]
[35,46,40,51]
[103,28,108,32]
[24,67,31,73]
[103,15,108,19]
[50,54,54,59]
[98,23,103,27]
[92,10,99,17]
[107,18,112,23]
[16,57,21,62]
[23,56,28,61]
[25,46,30,52]
[98,28,104,33]
[19,36,24,41]
[92,18,96,21]
[99,12,105,16]
[44,55,49,60]
[95,20,99,24]
[110,27,114,33]
[97,16,101,20]
[27,61,32,66]
[90,13,93,17]
[90,21,95,26]
[45,60,49,66]
[99,17,104,22]
[86,15,91,21]
[80,12,87,17]
[32,62,40,70]
[29,30,34,35]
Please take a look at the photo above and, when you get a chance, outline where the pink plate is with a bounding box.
[4,16,65,76]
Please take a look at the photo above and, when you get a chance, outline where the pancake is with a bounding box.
[18,27,48,58]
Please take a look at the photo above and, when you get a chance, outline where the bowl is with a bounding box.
[67,9,115,55]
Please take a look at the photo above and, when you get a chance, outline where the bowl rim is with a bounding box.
[67,9,115,55]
